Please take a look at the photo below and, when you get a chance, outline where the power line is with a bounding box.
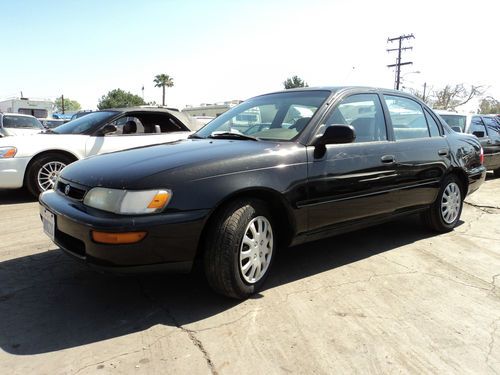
[387,34,414,90]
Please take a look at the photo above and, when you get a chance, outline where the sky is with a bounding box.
[1,0,499,112]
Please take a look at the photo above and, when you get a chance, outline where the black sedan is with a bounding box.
[39,87,486,299]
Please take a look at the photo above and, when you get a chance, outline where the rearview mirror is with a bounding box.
[472,131,485,138]
[316,125,356,146]
[97,124,117,136]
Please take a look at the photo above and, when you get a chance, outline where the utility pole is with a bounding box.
[387,34,414,90]
[422,82,427,102]
[61,94,65,114]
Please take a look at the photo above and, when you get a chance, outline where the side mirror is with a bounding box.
[472,131,485,138]
[316,125,356,146]
[97,124,117,136]
[451,126,462,133]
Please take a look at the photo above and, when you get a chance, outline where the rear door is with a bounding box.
[382,94,450,210]
[306,92,400,232]
[480,116,500,170]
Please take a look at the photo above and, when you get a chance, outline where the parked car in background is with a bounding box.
[70,110,93,121]
[435,110,471,133]
[39,87,486,299]
[0,107,199,196]
[193,115,215,125]
[39,118,68,129]
[0,113,43,137]
[468,115,500,176]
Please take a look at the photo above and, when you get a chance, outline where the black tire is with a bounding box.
[26,153,74,197]
[421,174,464,233]
[494,168,500,178]
[203,199,276,299]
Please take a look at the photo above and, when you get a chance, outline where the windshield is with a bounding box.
[195,90,330,141]
[439,114,467,132]
[53,111,118,134]
[3,115,43,129]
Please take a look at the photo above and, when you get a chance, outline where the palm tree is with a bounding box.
[153,74,174,106]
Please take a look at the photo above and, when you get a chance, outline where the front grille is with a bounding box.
[56,180,87,200]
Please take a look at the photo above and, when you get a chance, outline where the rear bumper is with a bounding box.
[467,166,487,196]
[0,157,30,189]
[484,152,500,171]
[39,190,210,273]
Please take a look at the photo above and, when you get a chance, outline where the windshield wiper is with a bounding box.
[188,133,205,139]
[208,132,258,141]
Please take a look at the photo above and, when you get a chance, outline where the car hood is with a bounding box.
[60,138,300,189]
[1,128,42,136]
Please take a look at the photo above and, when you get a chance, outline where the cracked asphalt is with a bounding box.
[1,177,500,374]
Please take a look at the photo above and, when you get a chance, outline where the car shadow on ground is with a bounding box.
[0,189,36,204]
[0,214,438,356]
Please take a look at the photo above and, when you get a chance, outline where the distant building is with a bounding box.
[182,100,242,118]
[0,97,54,118]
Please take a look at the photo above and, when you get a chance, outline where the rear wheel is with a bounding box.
[421,175,463,232]
[26,153,74,197]
[204,199,275,299]
[494,168,500,178]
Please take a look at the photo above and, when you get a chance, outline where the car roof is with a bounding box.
[0,112,38,118]
[255,86,428,100]
[434,110,470,116]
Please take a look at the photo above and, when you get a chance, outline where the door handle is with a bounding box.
[381,155,395,163]
[438,148,449,156]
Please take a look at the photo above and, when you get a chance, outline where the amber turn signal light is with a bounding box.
[92,231,147,244]
[147,191,171,209]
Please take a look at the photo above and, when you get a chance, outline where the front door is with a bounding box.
[306,93,399,232]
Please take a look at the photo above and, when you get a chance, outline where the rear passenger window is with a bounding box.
[384,95,429,140]
[424,110,441,137]
[470,117,487,137]
[325,94,387,143]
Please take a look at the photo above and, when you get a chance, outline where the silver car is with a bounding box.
[0,113,44,137]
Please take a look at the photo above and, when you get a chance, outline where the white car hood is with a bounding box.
[2,128,42,136]
[0,131,192,159]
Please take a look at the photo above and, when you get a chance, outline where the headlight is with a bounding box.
[83,188,172,215]
[0,147,17,158]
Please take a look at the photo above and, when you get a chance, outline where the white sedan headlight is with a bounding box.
[83,188,172,215]
[0,147,17,158]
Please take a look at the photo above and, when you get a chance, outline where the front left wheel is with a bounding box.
[204,199,275,299]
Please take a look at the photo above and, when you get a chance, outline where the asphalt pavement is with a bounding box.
[0,178,499,374]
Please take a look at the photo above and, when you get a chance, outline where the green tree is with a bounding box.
[153,74,174,106]
[97,89,145,110]
[478,96,500,114]
[54,96,81,112]
[283,75,308,89]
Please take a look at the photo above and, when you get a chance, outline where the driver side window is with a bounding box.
[108,117,145,136]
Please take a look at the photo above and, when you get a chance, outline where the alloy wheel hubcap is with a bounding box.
[441,182,461,224]
[239,216,274,284]
[37,161,66,191]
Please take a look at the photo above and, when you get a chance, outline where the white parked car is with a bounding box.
[0,107,201,196]
[0,113,44,137]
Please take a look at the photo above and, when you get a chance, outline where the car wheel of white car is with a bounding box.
[26,153,74,197]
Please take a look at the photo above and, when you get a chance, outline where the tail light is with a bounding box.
[480,147,484,165]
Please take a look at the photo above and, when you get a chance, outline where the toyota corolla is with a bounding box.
[39,87,486,298]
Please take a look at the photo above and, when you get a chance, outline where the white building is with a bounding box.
[0,97,54,118]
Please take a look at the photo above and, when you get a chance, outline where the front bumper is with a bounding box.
[39,190,210,273]
[0,157,30,189]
